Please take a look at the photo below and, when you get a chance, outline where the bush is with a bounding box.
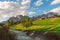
[0,26,17,40]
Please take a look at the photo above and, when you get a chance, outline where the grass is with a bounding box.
[11,17,60,34]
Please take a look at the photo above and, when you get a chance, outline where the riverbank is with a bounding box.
[10,30,60,40]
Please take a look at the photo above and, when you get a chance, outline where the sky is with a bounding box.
[0,0,60,22]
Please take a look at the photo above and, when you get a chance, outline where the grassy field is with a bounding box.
[11,17,60,34]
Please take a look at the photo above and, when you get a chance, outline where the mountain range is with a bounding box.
[0,12,60,25]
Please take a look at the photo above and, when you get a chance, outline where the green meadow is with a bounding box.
[11,17,60,34]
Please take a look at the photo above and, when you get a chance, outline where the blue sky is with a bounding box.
[0,0,60,22]
[28,0,60,17]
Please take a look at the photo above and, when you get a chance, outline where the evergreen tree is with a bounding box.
[21,16,32,28]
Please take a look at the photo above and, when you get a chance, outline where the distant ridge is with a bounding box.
[1,12,60,24]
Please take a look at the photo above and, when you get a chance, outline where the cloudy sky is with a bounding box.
[0,0,60,22]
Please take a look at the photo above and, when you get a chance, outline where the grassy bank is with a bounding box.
[11,17,60,34]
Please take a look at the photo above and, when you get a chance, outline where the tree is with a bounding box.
[5,20,11,28]
[9,20,14,25]
[21,16,32,28]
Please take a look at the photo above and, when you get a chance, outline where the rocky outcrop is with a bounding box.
[24,31,60,40]
[10,30,33,40]
[10,30,60,40]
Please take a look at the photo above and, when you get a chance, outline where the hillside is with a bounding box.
[33,17,60,26]
[11,17,60,34]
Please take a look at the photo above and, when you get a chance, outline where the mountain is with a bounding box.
[8,15,23,23]
[46,12,58,18]
[16,15,23,20]
[31,12,59,20]
[0,12,59,25]
[9,17,20,23]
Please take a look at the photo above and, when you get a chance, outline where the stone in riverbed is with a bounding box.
[10,30,33,40]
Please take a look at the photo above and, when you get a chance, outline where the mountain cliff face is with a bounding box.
[9,17,20,23]
[8,15,23,23]
[16,15,23,20]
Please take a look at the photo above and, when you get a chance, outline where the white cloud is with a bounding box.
[21,0,30,5]
[34,0,43,6]
[0,1,17,10]
[44,7,60,14]
[50,7,60,13]
[51,0,60,5]
[0,0,31,22]
[28,12,36,15]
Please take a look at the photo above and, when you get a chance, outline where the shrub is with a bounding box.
[0,26,17,40]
